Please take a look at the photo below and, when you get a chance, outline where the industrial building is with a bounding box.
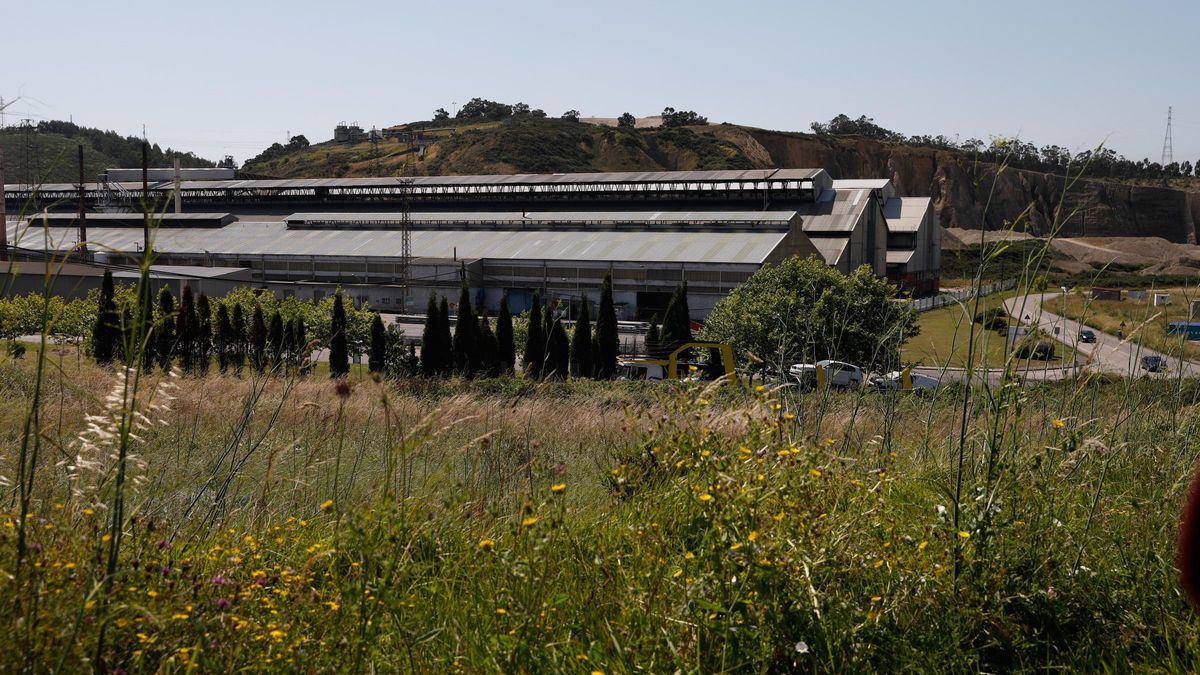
[4,169,941,318]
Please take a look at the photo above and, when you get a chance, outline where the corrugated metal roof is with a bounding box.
[832,179,892,190]
[284,210,799,226]
[886,250,915,264]
[7,222,786,265]
[883,197,932,233]
[10,168,826,195]
[795,188,871,232]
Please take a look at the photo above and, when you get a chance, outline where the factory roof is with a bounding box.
[283,210,799,230]
[796,188,873,232]
[8,168,827,195]
[8,222,788,265]
[886,250,916,265]
[882,197,933,233]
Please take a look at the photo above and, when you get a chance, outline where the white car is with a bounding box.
[789,360,864,388]
[870,370,941,391]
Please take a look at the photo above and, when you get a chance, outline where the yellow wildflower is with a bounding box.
[697,493,713,502]
[918,540,928,550]
[809,468,822,478]
[320,499,334,512]
[1052,418,1066,429]
[522,516,538,527]
[958,530,971,539]
[478,538,496,550]
[550,483,566,493]
[747,531,758,542]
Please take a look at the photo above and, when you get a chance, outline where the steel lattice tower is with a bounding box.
[1161,106,1174,166]
[399,176,413,311]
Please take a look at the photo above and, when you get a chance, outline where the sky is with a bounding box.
[4,0,1199,167]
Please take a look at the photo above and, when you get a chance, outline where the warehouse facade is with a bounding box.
[5,169,940,318]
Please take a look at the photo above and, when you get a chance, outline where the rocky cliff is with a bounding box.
[248,119,1200,243]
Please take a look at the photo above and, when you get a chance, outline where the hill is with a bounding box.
[244,115,1200,243]
[0,121,215,186]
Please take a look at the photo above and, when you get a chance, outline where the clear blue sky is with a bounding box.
[4,0,1198,167]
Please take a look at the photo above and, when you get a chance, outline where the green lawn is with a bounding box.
[903,292,1075,368]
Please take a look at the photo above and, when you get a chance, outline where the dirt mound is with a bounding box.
[943,228,1034,248]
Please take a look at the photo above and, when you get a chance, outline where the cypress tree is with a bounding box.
[546,319,569,380]
[496,294,515,375]
[421,294,440,377]
[478,316,499,377]
[524,292,544,379]
[570,298,593,378]
[329,291,349,377]
[595,274,619,379]
[405,344,420,377]
[437,297,454,377]
[293,316,308,375]
[215,304,232,374]
[661,283,694,358]
[452,285,479,377]
[155,287,176,371]
[645,313,662,357]
[232,304,246,376]
[120,307,133,364]
[135,273,155,371]
[267,311,285,372]
[250,304,267,374]
[369,312,386,373]
[282,317,295,371]
[91,270,119,365]
[197,293,212,376]
[176,285,197,374]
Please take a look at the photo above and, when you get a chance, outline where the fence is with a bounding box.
[911,278,1018,313]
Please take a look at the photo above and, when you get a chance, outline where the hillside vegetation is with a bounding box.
[0,121,214,186]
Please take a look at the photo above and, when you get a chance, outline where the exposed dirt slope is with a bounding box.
[246,118,1200,243]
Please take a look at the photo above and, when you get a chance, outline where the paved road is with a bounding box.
[1003,293,1200,377]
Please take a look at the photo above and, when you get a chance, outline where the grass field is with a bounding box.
[1045,288,1200,361]
[4,347,1200,671]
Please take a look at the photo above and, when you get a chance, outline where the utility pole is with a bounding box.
[173,156,182,214]
[0,147,7,261]
[78,145,88,257]
[141,141,150,258]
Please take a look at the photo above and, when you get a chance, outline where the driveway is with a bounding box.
[1002,293,1200,377]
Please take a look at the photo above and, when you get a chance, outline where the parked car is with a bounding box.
[870,370,941,392]
[1141,355,1169,373]
[789,360,864,388]
[1079,329,1097,344]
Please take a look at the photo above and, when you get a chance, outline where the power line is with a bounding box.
[1161,106,1174,166]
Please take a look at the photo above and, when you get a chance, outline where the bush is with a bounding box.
[974,307,1009,331]
[1014,339,1056,360]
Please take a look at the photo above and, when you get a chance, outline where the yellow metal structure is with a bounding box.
[625,342,737,382]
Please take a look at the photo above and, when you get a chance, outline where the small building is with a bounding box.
[1091,287,1122,301]
[1154,292,1171,306]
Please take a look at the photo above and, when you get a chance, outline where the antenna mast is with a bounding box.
[1161,106,1174,166]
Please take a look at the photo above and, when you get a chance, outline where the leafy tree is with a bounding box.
[699,257,918,373]
[546,319,570,380]
[570,298,593,378]
[561,110,581,122]
[433,108,450,121]
[329,292,349,377]
[810,114,903,142]
[661,107,708,127]
[369,313,386,373]
[231,304,246,376]
[594,275,619,379]
[155,287,176,371]
[617,113,636,130]
[176,285,197,374]
[215,304,232,373]
[452,285,479,376]
[250,305,267,374]
[267,311,285,371]
[197,293,212,375]
[496,294,515,375]
[91,270,119,365]
[421,294,441,377]
[524,292,545,379]
[457,98,513,121]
